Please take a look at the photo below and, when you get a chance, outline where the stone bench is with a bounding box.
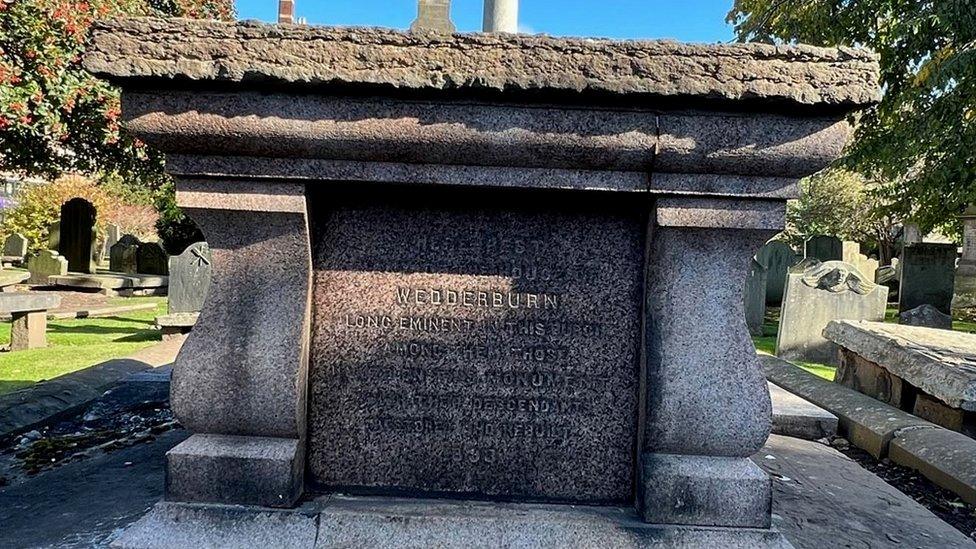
[824,320,976,437]
[0,293,62,351]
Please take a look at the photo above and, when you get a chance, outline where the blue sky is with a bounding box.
[235,1,737,43]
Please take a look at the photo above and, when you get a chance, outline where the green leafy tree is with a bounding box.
[784,169,900,264]
[0,0,233,250]
[728,0,975,235]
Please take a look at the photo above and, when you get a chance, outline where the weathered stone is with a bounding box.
[58,197,97,274]
[641,454,771,528]
[166,434,303,507]
[0,293,61,351]
[745,258,767,336]
[86,16,878,543]
[756,240,798,305]
[835,348,907,408]
[761,354,935,458]
[899,243,957,315]
[768,382,838,440]
[136,242,169,275]
[889,427,976,506]
[156,312,200,340]
[110,234,140,274]
[46,220,59,250]
[776,260,888,365]
[167,242,211,313]
[169,181,311,507]
[26,250,68,285]
[308,190,643,502]
[410,0,455,34]
[823,320,976,411]
[913,394,966,432]
[3,233,28,261]
[899,304,952,329]
[117,498,793,549]
[842,241,878,283]
[101,223,121,263]
[803,235,842,262]
[84,19,879,108]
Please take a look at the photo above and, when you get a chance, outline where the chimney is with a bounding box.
[278,0,294,24]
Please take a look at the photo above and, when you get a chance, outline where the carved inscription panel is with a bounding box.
[308,188,644,503]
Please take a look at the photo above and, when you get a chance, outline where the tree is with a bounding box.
[728,0,975,236]
[784,169,900,264]
[0,0,233,250]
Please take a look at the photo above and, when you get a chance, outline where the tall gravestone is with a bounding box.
[46,220,60,250]
[744,258,767,336]
[136,242,169,275]
[2,233,28,261]
[58,197,97,273]
[110,234,140,274]
[410,0,455,33]
[85,17,877,547]
[98,223,121,265]
[804,235,842,262]
[954,205,976,309]
[776,260,888,365]
[899,243,957,315]
[756,240,797,305]
[168,242,212,313]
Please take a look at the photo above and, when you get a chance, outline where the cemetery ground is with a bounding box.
[0,292,166,395]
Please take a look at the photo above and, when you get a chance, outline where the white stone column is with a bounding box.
[483,0,519,33]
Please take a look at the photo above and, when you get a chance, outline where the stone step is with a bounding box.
[769,381,838,440]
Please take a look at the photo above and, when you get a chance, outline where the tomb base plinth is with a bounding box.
[165,434,304,508]
[112,497,793,549]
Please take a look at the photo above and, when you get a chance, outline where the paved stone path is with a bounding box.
[1,430,970,548]
[758,434,975,548]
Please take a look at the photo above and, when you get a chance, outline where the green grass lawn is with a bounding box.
[0,296,166,395]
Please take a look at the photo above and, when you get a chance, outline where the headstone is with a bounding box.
[776,260,889,365]
[410,0,455,33]
[899,243,957,315]
[57,197,97,273]
[903,223,922,244]
[2,233,28,261]
[954,205,976,309]
[26,250,68,285]
[756,240,798,305]
[168,242,212,313]
[804,235,842,262]
[136,242,169,275]
[744,258,767,336]
[46,220,60,250]
[99,223,122,263]
[110,234,140,274]
[899,304,952,330]
[875,265,899,301]
[842,241,879,281]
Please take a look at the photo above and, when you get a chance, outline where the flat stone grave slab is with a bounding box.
[50,271,168,290]
[308,187,643,503]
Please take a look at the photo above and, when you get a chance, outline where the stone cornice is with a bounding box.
[84,18,879,109]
